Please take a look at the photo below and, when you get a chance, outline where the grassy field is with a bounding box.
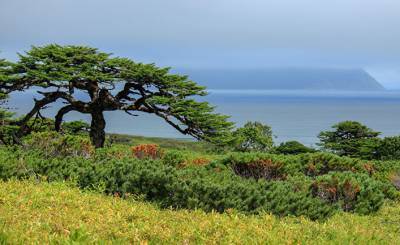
[1,180,399,244]
[108,133,213,153]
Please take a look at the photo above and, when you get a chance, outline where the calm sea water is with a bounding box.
[8,90,400,146]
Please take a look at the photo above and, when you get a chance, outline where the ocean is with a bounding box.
[8,90,400,146]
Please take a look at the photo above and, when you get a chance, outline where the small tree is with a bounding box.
[2,45,234,147]
[318,121,380,158]
[375,136,400,160]
[232,121,273,152]
[62,120,90,135]
[275,141,315,155]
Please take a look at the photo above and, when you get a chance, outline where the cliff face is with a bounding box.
[177,68,384,91]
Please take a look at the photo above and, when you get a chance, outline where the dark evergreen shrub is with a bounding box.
[300,152,365,176]
[231,159,286,180]
[375,136,400,160]
[275,141,315,155]
[0,147,335,220]
[0,143,397,220]
[311,172,384,214]
[162,150,186,167]
[23,132,94,158]
[220,152,302,177]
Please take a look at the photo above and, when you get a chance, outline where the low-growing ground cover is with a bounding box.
[0,180,399,244]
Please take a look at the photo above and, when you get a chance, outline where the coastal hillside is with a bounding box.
[177,68,385,91]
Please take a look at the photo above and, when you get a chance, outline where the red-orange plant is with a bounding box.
[363,163,375,176]
[131,144,163,159]
[190,157,211,166]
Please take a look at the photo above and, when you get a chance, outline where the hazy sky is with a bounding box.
[1,0,399,88]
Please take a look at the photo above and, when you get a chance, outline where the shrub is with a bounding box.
[93,145,132,161]
[220,152,301,177]
[311,172,384,214]
[300,152,365,176]
[231,159,286,181]
[164,167,335,220]
[375,136,400,160]
[0,124,19,145]
[131,144,163,159]
[61,120,90,135]
[162,150,186,167]
[78,157,335,219]
[0,148,90,181]
[0,144,395,220]
[275,141,315,155]
[0,146,335,220]
[23,131,94,158]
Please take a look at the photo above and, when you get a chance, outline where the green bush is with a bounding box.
[375,136,400,160]
[220,152,302,177]
[0,142,398,220]
[300,152,366,176]
[79,159,335,220]
[162,150,186,167]
[275,141,315,155]
[0,148,90,181]
[23,132,94,158]
[221,152,367,177]
[0,146,335,220]
[230,159,286,180]
[62,120,90,135]
[311,172,384,214]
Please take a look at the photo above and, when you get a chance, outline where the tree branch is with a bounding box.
[55,105,76,131]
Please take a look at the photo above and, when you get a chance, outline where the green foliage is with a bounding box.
[311,172,384,214]
[230,158,287,181]
[375,136,400,160]
[61,120,90,135]
[1,130,399,220]
[0,57,15,99]
[0,124,18,145]
[318,121,381,158]
[0,145,335,220]
[275,141,315,155]
[162,150,186,167]
[300,152,366,176]
[79,159,335,220]
[232,121,273,152]
[0,109,13,121]
[221,152,367,177]
[23,131,94,158]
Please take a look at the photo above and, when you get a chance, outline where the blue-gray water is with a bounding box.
[8,90,400,146]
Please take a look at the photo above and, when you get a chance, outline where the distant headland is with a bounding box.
[177,68,385,91]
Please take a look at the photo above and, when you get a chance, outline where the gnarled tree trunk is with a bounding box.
[90,111,106,148]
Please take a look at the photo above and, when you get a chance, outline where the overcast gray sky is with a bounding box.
[1,0,399,88]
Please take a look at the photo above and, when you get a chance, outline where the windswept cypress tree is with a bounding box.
[1,44,234,147]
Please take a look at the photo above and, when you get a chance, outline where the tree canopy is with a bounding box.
[275,140,315,155]
[232,121,273,152]
[1,44,234,147]
[318,121,380,158]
